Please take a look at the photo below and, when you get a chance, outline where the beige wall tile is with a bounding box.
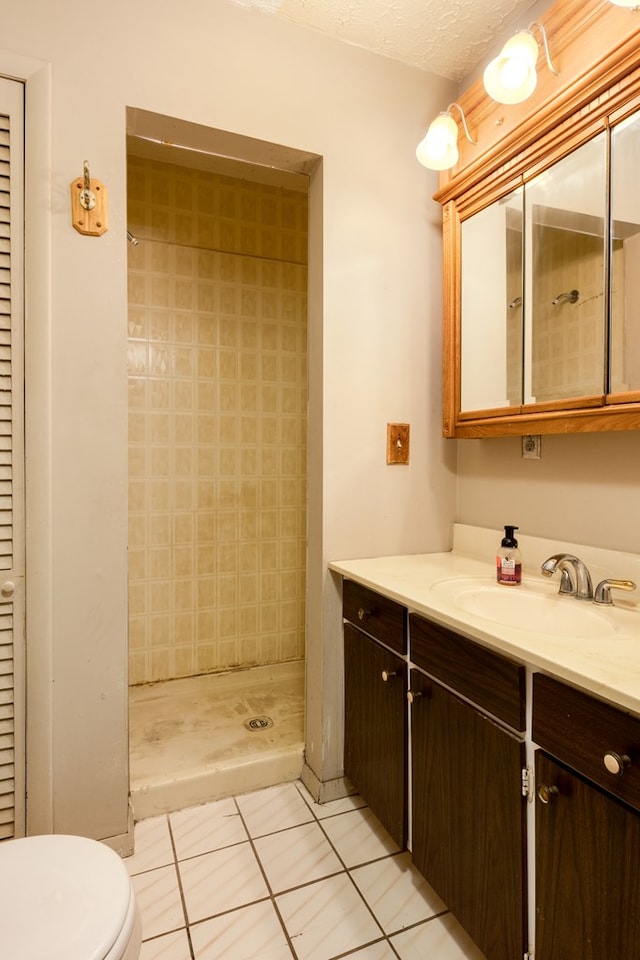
[128,156,307,684]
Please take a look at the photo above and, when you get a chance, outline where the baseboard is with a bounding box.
[300,762,355,804]
[100,799,136,857]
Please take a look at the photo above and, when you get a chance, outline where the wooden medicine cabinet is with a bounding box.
[437,0,640,438]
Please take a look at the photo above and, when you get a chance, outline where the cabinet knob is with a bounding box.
[603,751,630,776]
[407,690,423,703]
[537,784,559,805]
[0,580,14,598]
[357,607,372,622]
[381,670,397,682]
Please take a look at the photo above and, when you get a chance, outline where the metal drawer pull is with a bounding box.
[603,751,630,776]
[407,690,423,703]
[357,607,372,621]
[381,670,397,682]
[537,784,559,804]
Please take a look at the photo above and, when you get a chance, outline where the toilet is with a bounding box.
[0,833,142,960]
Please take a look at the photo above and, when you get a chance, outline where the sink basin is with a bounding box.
[429,577,618,638]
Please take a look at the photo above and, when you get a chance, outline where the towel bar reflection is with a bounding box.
[552,289,579,305]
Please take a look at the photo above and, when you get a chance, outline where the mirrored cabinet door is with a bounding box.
[524,132,607,405]
[610,108,640,397]
[460,188,523,412]
[440,3,640,438]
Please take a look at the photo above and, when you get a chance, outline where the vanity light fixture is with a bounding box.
[416,103,477,171]
[483,22,559,105]
[607,0,640,7]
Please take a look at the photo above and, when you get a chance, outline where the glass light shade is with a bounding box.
[608,0,639,6]
[416,113,459,171]
[483,30,539,104]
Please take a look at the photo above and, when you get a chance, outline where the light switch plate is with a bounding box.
[387,423,410,464]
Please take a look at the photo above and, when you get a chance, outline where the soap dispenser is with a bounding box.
[496,525,521,585]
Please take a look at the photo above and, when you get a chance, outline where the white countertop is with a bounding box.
[329,524,640,716]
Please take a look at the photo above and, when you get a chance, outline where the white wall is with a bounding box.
[457,433,640,555]
[3,0,455,836]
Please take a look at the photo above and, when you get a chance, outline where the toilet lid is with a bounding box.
[0,834,133,960]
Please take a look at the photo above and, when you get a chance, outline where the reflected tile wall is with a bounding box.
[531,225,604,401]
[127,156,308,685]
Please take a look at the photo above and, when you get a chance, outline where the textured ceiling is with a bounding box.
[229,0,540,81]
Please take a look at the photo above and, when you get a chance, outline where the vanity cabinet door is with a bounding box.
[535,750,640,960]
[410,669,527,960]
[344,623,407,848]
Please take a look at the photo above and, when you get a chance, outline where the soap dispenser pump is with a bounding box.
[496,525,521,585]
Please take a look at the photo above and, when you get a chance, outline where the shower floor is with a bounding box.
[129,660,305,820]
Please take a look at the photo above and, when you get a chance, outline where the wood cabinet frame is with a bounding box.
[438,0,640,438]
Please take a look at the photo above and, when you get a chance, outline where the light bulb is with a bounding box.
[483,30,540,104]
[416,113,459,171]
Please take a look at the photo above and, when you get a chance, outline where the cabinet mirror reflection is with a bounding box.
[611,110,640,396]
[459,110,640,416]
[527,133,606,404]
[460,189,522,412]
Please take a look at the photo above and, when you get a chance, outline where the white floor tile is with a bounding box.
[126,779,489,960]
[391,913,488,960]
[169,797,247,860]
[295,782,367,819]
[140,929,192,960]
[276,872,383,960]
[236,781,314,837]
[179,841,269,923]
[253,820,343,892]
[351,852,446,933]
[190,899,293,960]
[132,865,186,941]
[319,807,400,867]
[125,815,174,877]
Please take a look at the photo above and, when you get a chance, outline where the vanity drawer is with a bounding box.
[410,613,525,732]
[533,673,640,812]
[342,580,407,655]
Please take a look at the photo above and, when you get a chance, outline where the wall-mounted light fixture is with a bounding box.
[483,22,558,105]
[416,103,477,171]
[608,0,640,7]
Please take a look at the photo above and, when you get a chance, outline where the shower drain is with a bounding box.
[245,715,274,731]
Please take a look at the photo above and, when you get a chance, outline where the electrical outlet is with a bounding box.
[387,423,410,464]
[521,434,542,459]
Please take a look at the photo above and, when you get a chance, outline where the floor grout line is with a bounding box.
[165,813,196,960]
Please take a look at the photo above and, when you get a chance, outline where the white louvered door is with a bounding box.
[0,76,25,841]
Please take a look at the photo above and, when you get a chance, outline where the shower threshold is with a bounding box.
[129,660,305,819]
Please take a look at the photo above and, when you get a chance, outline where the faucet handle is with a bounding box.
[593,579,637,605]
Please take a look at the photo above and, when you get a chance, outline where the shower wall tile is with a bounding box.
[127,156,308,685]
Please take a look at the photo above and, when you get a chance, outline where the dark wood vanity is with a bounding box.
[341,578,640,960]
[343,579,407,848]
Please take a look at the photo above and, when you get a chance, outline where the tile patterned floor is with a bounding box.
[125,780,487,960]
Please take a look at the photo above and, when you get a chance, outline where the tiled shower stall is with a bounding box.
[126,149,308,814]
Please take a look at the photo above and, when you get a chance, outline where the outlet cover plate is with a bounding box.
[522,434,542,459]
[387,423,410,464]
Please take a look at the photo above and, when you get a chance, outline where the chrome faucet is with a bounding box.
[541,553,594,600]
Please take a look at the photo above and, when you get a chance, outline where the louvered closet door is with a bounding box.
[0,76,25,841]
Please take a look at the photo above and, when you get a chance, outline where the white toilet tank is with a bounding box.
[0,834,142,960]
